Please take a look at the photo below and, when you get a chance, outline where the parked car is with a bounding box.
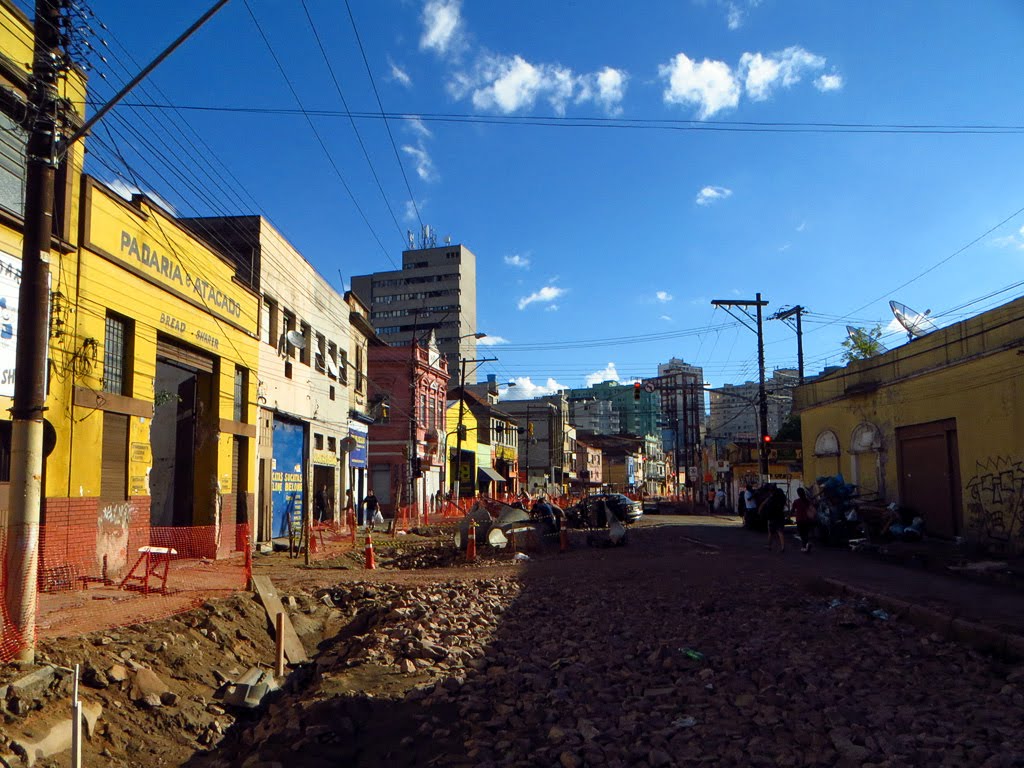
[565,494,643,528]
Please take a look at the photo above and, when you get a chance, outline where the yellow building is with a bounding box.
[446,397,478,497]
[38,177,259,574]
[794,296,1024,553]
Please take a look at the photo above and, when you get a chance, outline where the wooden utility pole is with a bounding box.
[4,0,64,664]
[711,294,770,479]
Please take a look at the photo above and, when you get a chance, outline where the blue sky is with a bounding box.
[79,0,1024,396]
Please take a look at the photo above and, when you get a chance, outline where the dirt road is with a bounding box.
[188,517,1024,767]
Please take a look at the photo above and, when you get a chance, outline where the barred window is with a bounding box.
[103,313,130,395]
[233,366,247,422]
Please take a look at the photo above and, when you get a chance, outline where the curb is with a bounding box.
[820,578,1022,661]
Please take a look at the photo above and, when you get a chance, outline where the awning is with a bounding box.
[478,466,505,483]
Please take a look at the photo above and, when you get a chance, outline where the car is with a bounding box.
[565,493,643,528]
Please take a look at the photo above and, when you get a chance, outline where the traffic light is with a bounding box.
[633,381,641,401]
[412,456,423,478]
[762,434,772,444]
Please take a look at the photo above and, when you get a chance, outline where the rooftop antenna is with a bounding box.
[407,230,415,250]
[445,235,452,245]
[846,325,888,354]
[889,301,937,341]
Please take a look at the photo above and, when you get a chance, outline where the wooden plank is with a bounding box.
[251,575,309,664]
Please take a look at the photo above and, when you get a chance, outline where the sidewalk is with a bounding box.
[671,515,1024,639]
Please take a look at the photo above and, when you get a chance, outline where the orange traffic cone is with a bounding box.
[559,525,569,553]
[364,532,377,570]
[465,519,478,563]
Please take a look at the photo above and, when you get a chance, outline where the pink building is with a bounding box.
[367,332,450,515]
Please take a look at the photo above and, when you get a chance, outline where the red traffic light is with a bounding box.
[762,434,772,443]
[633,382,641,401]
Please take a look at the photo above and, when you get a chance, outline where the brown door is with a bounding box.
[896,419,961,539]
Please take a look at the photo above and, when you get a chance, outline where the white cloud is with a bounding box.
[504,253,530,268]
[477,335,508,346]
[796,220,807,232]
[661,46,839,117]
[739,46,826,101]
[420,0,462,55]
[778,243,791,252]
[518,285,565,310]
[402,142,436,182]
[453,54,626,115]
[726,3,743,30]
[389,58,412,88]
[408,117,432,139]
[814,72,844,92]
[885,316,904,334]
[991,225,1024,250]
[504,376,567,399]
[106,178,177,216]
[545,304,560,312]
[586,363,620,387]
[660,315,673,322]
[696,185,733,206]
[659,52,740,118]
[403,199,424,223]
[655,290,673,303]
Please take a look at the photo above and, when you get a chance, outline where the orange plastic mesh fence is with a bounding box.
[1,521,251,663]
[306,517,356,561]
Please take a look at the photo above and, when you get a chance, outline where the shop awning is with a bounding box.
[478,466,505,483]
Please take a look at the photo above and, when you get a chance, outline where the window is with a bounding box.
[327,436,336,452]
[420,394,427,423]
[355,346,364,392]
[315,333,326,372]
[103,312,131,395]
[233,366,247,422]
[282,310,295,357]
[264,298,278,347]
[314,433,324,450]
[329,385,336,401]
[299,322,311,365]
[339,349,349,385]
[0,112,27,217]
[327,341,337,380]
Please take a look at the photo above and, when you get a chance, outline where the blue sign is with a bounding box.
[348,424,368,468]
[271,419,306,539]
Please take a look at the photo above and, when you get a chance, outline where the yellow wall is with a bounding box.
[446,399,477,490]
[59,178,260,505]
[796,296,1024,552]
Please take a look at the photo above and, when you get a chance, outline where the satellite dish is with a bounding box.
[285,330,306,350]
[889,301,936,340]
[846,325,888,354]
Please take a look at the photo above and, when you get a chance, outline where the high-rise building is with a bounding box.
[707,369,799,447]
[351,232,478,381]
[649,358,706,487]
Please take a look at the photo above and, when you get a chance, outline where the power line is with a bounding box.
[342,0,424,231]
[102,103,1024,136]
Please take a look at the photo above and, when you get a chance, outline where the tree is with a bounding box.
[774,413,801,442]
[841,324,884,363]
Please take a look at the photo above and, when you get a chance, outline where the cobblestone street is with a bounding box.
[193,518,1024,767]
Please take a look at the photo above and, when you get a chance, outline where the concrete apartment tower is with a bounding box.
[351,229,479,381]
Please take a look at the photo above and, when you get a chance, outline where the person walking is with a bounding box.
[314,484,331,524]
[363,489,380,531]
[759,483,787,552]
[344,488,355,527]
[792,487,816,553]
[743,483,758,525]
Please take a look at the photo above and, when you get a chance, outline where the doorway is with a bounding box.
[150,341,216,532]
[896,419,962,539]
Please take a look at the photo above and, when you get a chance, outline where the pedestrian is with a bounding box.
[759,483,787,552]
[743,483,758,523]
[344,488,355,527]
[363,489,380,531]
[714,487,727,512]
[792,487,816,553]
[314,484,331,524]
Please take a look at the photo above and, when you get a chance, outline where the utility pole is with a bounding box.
[711,293,770,480]
[5,0,232,663]
[772,305,806,384]
[4,0,64,664]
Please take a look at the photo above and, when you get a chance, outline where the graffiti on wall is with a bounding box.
[97,501,133,575]
[965,456,1024,550]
